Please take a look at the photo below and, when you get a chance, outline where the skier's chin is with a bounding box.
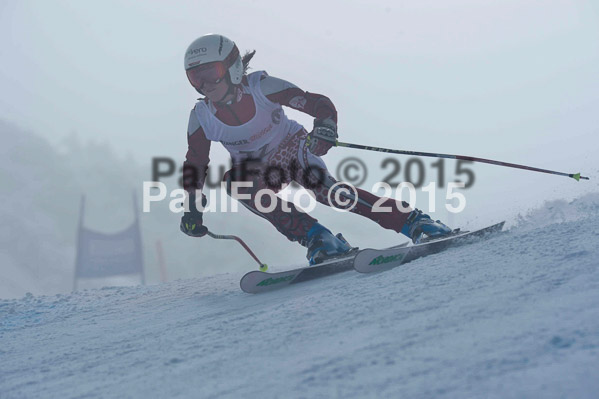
[204,90,218,99]
[207,89,227,103]
[202,81,229,102]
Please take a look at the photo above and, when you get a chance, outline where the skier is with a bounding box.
[180,34,452,264]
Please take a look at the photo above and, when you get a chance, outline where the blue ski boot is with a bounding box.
[306,223,353,265]
[401,209,453,244]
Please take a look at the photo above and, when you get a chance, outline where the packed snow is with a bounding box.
[1,194,598,398]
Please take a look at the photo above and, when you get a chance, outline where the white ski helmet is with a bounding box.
[184,34,244,85]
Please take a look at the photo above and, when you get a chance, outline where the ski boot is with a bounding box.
[401,209,453,244]
[306,223,354,265]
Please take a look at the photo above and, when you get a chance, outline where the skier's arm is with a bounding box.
[260,75,338,123]
[260,75,338,156]
[181,110,210,237]
[183,110,211,195]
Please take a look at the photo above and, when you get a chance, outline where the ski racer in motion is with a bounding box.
[180,34,452,264]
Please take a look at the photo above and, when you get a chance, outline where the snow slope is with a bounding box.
[1,194,599,398]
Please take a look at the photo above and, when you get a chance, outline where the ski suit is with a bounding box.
[184,71,410,246]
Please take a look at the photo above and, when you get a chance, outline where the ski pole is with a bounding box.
[206,230,268,272]
[335,141,589,181]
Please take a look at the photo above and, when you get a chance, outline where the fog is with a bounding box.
[1,0,598,298]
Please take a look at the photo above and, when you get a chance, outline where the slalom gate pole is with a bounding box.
[335,141,589,181]
[207,231,268,271]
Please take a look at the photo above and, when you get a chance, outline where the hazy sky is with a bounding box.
[2,0,598,226]
[2,1,599,295]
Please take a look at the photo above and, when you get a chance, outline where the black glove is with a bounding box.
[180,192,208,237]
[306,117,338,156]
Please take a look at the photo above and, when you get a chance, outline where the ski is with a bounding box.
[353,221,505,273]
[240,250,358,294]
[240,243,411,294]
[240,222,504,293]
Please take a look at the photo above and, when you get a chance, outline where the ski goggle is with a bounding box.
[186,62,228,88]
[186,45,240,89]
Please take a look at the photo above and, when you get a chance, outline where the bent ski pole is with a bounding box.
[207,230,268,271]
[336,141,589,181]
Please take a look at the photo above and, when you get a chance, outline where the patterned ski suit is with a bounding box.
[184,71,410,246]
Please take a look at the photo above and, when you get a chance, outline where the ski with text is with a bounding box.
[353,222,505,273]
[240,222,504,293]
